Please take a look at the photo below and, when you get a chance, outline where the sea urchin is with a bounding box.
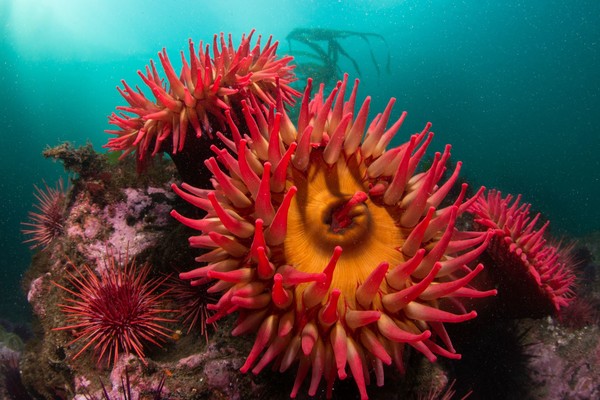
[166,275,217,344]
[171,76,496,399]
[21,179,66,250]
[52,254,175,366]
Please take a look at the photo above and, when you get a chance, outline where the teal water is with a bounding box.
[1,0,599,323]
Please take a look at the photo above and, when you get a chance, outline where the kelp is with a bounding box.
[287,28,391,85]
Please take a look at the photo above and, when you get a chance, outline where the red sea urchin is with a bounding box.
[468,189,576,316]
[52,254,175,366]
[171,76,496,399]
[21,179,66,250]
[166,275,218,344]
[105,30,300,181]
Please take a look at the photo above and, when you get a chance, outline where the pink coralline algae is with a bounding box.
[64,185,175,267]
[27,273,51,317]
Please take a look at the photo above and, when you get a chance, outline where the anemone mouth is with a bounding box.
[283,150,406,300]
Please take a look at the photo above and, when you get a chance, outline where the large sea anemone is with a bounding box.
[468,189,576,317]
[171,76,496,399]
[105,30,299,183]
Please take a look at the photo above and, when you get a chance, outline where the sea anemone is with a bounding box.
[52,254,175,366]
[21,179,66,250]
[105,30,300,181]
[171,76,496,399]
[468,189,576,316]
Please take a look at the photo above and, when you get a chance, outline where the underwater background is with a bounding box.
[0,0,599,329]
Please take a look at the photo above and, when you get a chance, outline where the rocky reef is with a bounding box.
[4,143,597,399]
